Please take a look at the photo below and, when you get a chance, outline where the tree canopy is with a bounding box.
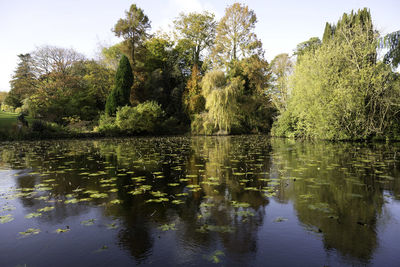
[212,3,263,67]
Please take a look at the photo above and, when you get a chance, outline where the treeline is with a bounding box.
[2,3,273,136]
[1,4,399,140]
[272,8,400,140]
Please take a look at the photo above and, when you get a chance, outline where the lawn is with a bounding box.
[0,111,32,132]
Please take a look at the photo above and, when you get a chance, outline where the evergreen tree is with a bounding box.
[322,22,333,43]
[105,55,133,115]
[5,54,36,108]
[113,4,151,66]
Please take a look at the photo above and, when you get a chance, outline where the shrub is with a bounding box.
[95,113,119,134]
[115,101,165,134]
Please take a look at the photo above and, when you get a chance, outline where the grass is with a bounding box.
[0,111,32,132]
[0,111,19,130]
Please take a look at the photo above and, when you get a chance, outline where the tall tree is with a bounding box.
[212,3,263,66]
[201,70,241,133]
[105,55,133,115]
[182,64,205,118]
[5,54,37,107]
[322,22,334,43]
[173,11,216,68]
[272,9,399,140]
[270,53,293,112]
[113,4,151,68]
[33,45,85,76]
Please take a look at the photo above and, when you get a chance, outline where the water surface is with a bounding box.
[0,136,399,266]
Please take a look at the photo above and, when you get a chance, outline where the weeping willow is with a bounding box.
[201,70,242,133]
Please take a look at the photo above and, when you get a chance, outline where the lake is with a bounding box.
[0,136,399,266]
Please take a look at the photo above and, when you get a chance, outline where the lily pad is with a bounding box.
[19,228,40,237]
[106,222,119,229]
[37,206,55,212]
[274,217,288,222]
[55,228,70,233]
[159,223,177,231]
[0,214,14,224]
[25,212,42,219]
[81,219,96,226]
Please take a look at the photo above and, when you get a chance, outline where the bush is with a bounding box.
[95,113,119,134]
[31,120,65,134]
[115,101,165,134]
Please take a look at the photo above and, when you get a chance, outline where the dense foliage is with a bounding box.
[97,101,165,135]
[3,4,399,140]
[272,8,400,140]
[105,55,133,115]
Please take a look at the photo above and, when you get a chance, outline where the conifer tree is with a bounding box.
[322,22,333,43]
[5,54,36,107]
[105,55,133,115]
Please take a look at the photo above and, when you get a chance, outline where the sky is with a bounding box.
[0,0,399,92]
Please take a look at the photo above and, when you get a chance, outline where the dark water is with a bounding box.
[0,136,400,267]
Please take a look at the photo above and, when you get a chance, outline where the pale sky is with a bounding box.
[0,0,399,92]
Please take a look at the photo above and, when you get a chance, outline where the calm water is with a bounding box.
[0,136,400,267]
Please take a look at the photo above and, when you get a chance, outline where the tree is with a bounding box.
[227,55,270,95]
[272,9,400,140]
[182,64,205,118]
[32,45,85,76]
[382,30,400,68]
[105,55,133,115]
[113,4,151,67]
[293,37,321,59]
[0,92,7,104]
[5,54,37,107]
[201,70,241,133]
[322,22,334,43]
[212,3,263,66]
[71,60,115,111]
[99,43,124,70]
[173,11,216,68]
[270,53,293,112]
[226,56,274,132]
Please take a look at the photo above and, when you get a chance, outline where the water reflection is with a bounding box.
[270,139,400,263]
[0,137,399,266]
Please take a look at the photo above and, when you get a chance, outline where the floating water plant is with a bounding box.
[65,198,79,204]
[0,214,14,224]
[19,228,40,237]
[90,193,108,199]
[1,205,16,212]
[231,201,250,208]
[205,250,225,264]
[109,199,122,204]
[55,227,70,233]
[37,206,55,212]
[106,222,119,229]
[25,212,42,219]
[274,217,288,222]
[81,219,96,226]
[159,223,177,231]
